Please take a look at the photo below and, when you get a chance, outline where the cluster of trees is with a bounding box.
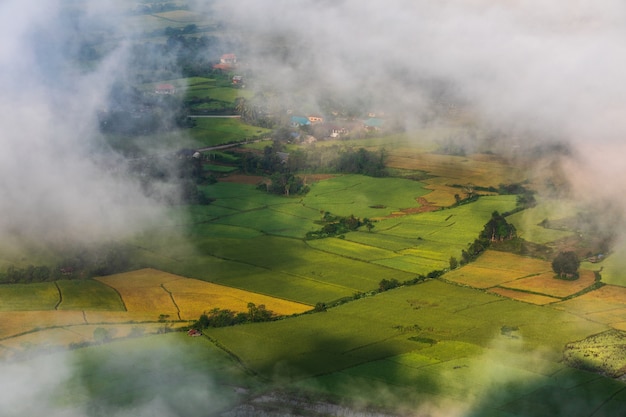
[449,211,517,269]
[0,244,132,284]
[239,143,388,178]
[99,83,192,136]
[193,303,275,329]
[259,173,309,196]
[552,251,580,280]
[306,212,374,239]
[128,153,214,206]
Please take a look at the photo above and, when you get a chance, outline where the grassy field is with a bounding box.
[189,118,271,147]
[0,283,59,311]
[56,280,125,311]
[507,198,579,244]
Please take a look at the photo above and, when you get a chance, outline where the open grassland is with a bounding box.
[0,283,59,311]
[189,118,270,147]
[56,280,125,311]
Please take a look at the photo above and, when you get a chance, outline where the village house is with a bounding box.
[155,83,176,95]
[307,115,324,123]
[213,53,237,70]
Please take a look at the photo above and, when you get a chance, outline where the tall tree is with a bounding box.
[552,251,580,279]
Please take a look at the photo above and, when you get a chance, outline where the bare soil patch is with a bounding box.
[218,174,264,185]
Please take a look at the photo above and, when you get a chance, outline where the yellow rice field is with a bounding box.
[470,251,553,275]
[386,150,524,187]
[499,270,597,299]
[96,268,312,321]
[445,265,525,289]
[488,287,560,305]
[554,285,626,320]
[444,251,552,289]
[163,278,312,320]
[0,311,85,340]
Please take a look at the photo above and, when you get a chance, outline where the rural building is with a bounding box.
[155,83,176,95]
[308,115,324,123]
[232,75,244,86]
[364,117,384,130]
[291,116,311,127]
[214,53,237,70]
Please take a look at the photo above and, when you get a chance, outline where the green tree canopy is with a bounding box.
[552,251,580,279]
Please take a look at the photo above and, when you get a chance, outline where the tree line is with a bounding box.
[0,243,132,284]
[192,303,275,329]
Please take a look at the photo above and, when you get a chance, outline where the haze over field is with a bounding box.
[2,0,626,246]
[3,1,626,416]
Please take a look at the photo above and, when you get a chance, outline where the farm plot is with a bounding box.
[376,196,517,242]
[488,287,560,305]
[499,269,597,299]
[95,268,311,322]
[507,199,578,244]
[554,285,626,329]
[302,175,431,218]
[95,269,180,317]
[184,235,415,298]
[305,238,398,262]
[0,311,85,340]
[0,282,59,311]
[163,278,311,320]
[373,255,447,275]
[56,280,125,311]
[342,231,421,251]
[204,281,512,379]
[212,203,320,238]
[385,149,525,187]
[189,118,270,147]
[444,251,552,288]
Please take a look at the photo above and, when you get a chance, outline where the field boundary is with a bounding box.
[54,281,62,310]
[161,283,182,320]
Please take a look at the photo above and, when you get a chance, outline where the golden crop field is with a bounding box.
[445,265,526,288]
[95,269,181,316]
[164,276,312,320]
[554,285,626,329]
[385,150,524,187]
[488,287,560,305]
[499,270,597,299]
[96,268,312,322]
[420,183,461,207]
[444,250,553,289]
[0,311,85,340]
[471,250,553,275]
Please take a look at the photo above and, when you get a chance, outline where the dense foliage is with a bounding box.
[0,243,132,284]
[193,303,275,329]
[552,251,580,279]
[306,213,374,239]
